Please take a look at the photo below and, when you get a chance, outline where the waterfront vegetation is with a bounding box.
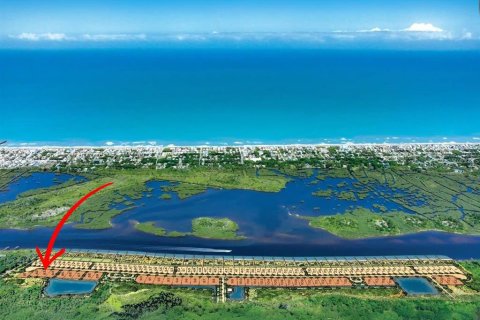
[134,217,244,240]
[278,168,314,178]
[306,166,480,238]
[134,221,188,238]
[304,208,472,239]
[312,189,333,198]
[0,170,28,191]
[134,222,167,236]
[337,191,356,201]
[1,159,480,239]
[0,168,288,230]
[191,217,245,240]
[161,183,207,200]
[159,193,172,200]
[1,258,480,319]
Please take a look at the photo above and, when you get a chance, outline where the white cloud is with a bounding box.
[403,23,443,33]
[358,27,391,33]
[45,33,68,40]
[350,22,461,41]
[13,33,38,40]
[9,33,146,42]
[12,33,68,41]
[355,23,444,34]
[105,141,114,146]
[81,33,146,41]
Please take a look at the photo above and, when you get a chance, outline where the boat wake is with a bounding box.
[153,246,232,253]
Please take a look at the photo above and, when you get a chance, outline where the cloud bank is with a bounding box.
[9,33,147,42]
[351,22,474,41]
[15,33,69,41]
[5,23,478,46]
[82,34,146,41]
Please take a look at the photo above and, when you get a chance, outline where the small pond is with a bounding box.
[395,277,439,295]
[45,279,98,296]
[228,286,246,300]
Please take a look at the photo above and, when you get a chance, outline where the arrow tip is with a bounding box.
[35,246,66,270]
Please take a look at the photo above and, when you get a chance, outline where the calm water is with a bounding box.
[111,173,414,238]
[395,278,439,295]
[228,287,246,301]
[1,50,480,144]
[44,279,97,296]
[0,172,85,203]
[1,172,480,258]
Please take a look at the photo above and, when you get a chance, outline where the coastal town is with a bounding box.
[0,143,479,171]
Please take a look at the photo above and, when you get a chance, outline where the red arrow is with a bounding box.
[36,182,113,270]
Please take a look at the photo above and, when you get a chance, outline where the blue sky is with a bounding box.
[1,0,479,47]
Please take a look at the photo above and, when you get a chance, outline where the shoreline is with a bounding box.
[2,141,480,149]
[0,247,454,260]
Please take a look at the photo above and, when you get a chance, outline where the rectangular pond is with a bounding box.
[395,277,439,295]
[45,279,98,297]
[228,286,246,301]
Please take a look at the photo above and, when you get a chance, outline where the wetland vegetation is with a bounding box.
[0,168,288,230]
[191,217,244,240]
[1,155,480,240]
[134,217,244,240]
[306,166,480,238]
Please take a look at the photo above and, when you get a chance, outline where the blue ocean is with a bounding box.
[1,49,479,145]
